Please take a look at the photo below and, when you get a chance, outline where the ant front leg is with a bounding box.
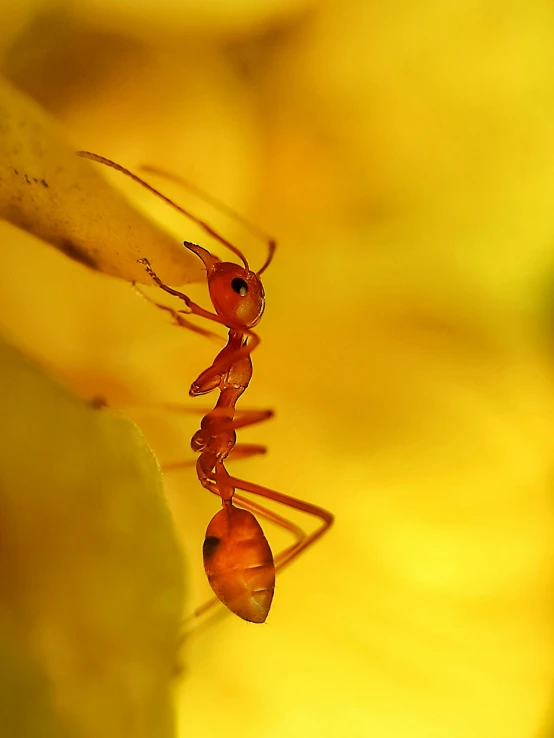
[139,258,259,342]
[133,285,223,344]
[138,258,261,386]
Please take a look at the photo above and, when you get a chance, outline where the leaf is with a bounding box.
[0,335,185,738]
[0,74,203,285]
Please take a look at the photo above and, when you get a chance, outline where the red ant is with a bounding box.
[77,151,334,623]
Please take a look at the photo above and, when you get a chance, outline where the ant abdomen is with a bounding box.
[203,505,275,624]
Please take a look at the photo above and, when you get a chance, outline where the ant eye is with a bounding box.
[231,278,248,297]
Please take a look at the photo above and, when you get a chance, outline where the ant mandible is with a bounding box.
[77,151,334,623]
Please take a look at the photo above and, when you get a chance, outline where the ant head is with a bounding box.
[185,242,265,328]
[210,262,265,328]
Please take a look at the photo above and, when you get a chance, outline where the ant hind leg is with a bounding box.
[190,491,308,620]
[212,472,334,575]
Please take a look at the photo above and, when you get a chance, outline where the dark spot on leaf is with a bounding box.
[24,174,30,184]
[56,238,99,270]
[40,179,49,188]
[203,536,221,560]
[90,396,108,409]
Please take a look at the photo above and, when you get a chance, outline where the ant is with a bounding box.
[77,151,334,623]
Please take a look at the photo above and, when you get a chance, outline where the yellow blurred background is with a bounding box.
[1,1,554,737]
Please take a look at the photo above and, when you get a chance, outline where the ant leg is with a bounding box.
[139,258,261,376]
[191,491,307,619]
[210,472,333,574]
[133,285,223,344]
[161,443,267,473]
[126,403,273,430]
[174,406,273,430]
[180,462,308,561]
[233,494,306,562]
[188,469,332,622]
[227,444,267,460]
[138,258,239,333]
[229,408,274,431]
[163,405,273,430]
[160,410,273,472]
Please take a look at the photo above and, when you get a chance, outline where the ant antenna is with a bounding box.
[77,151,249,270]
[140,164,277,275]
[257,238,276,276]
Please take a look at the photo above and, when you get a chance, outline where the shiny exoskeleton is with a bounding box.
[77,151,333,623]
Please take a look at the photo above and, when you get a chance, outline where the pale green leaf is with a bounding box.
[0,336,185,738]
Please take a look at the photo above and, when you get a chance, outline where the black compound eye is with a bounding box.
[231,278,248,296]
